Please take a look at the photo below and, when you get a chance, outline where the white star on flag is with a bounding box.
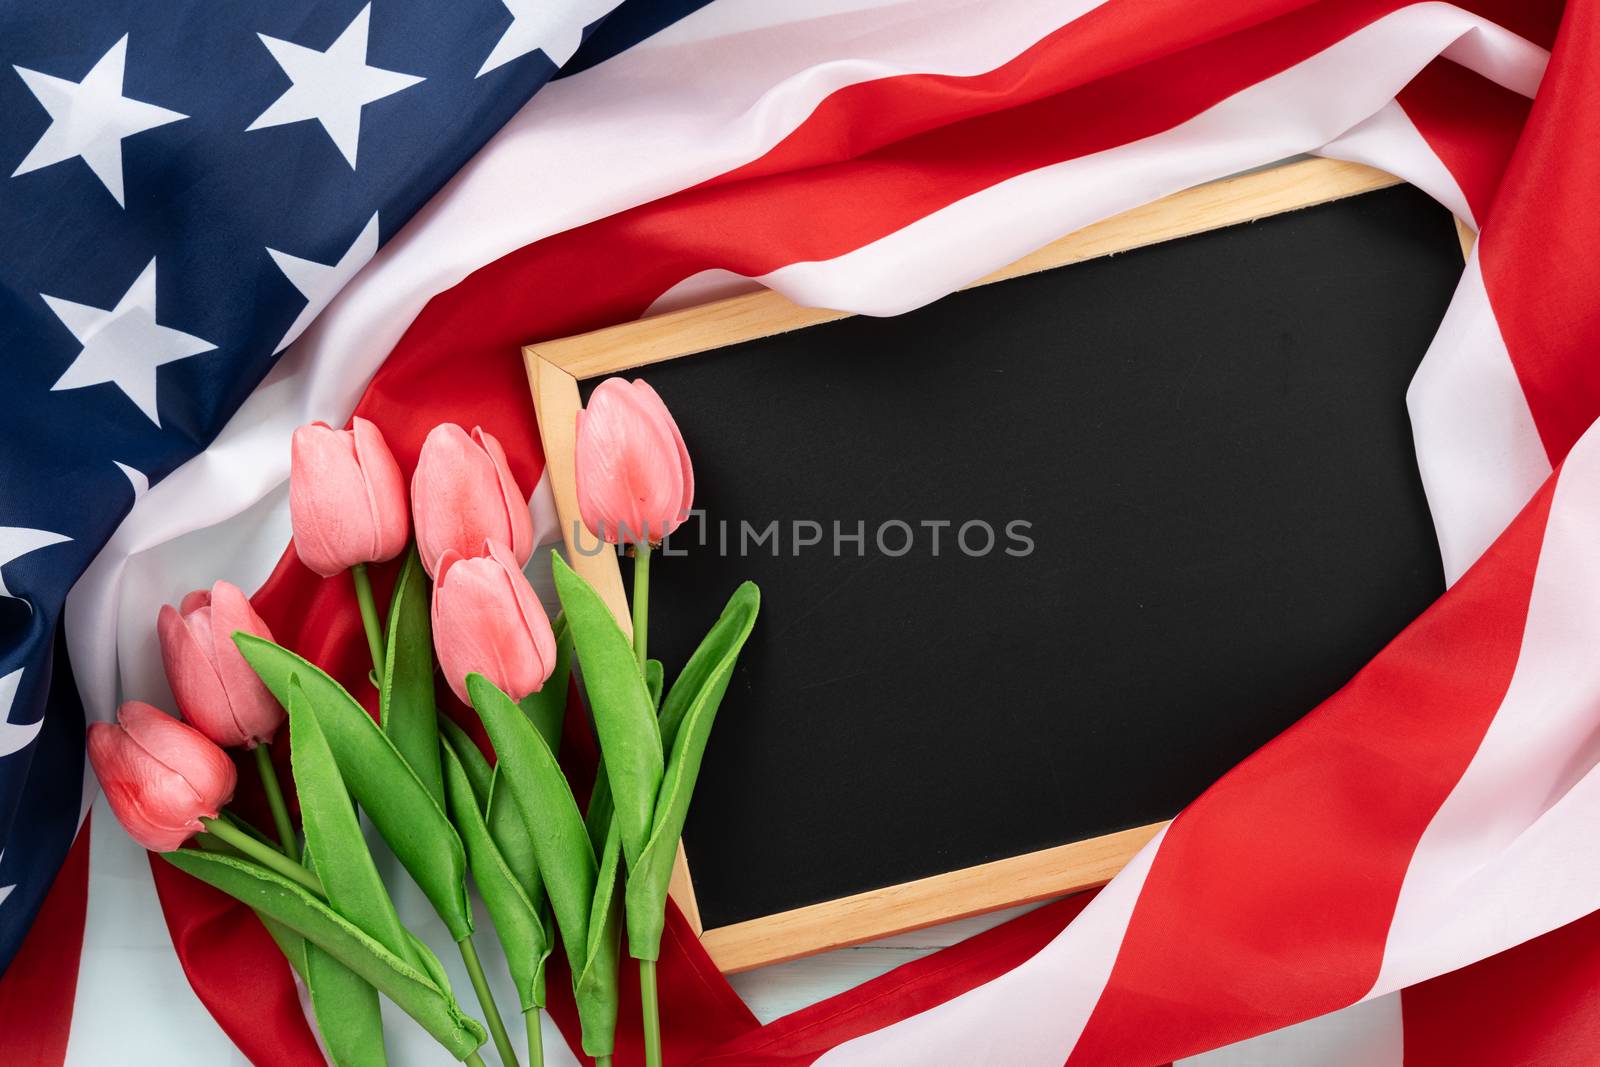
[0,528,71,604]
[266,212,380,353]
[11,34,187,207]
[248,4,424,168]
[0,850,14,910]
[478,0,618,76]
[0,669,38,760]
[42,258,217,426]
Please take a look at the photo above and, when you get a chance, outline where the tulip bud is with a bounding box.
[412,423,534,578]
[432,540,557,705]
[158,580,284,748]
[574,378,694,545]
[289,417,409,577]
[88,701,237,852]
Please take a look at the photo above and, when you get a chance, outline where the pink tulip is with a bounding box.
[575,378,694,545]
[412,423,534,578]
[158,581,283,748]
[432,540,557,705]
[88,701,237,852]
[289,417,409,577]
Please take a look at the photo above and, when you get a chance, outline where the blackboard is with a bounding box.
[529,160,1466,970]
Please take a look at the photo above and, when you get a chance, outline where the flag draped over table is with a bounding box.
[3,0,1600,1064]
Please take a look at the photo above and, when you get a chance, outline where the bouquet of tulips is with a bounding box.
[89,379,759,1067]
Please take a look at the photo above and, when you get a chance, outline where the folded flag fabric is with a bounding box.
[4,0,1600,1064]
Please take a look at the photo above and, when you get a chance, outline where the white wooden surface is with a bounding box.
[724,900,1051,1024]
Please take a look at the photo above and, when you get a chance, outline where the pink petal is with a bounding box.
[475,427,534,567]
[159,603,244,748]
[488,540,556,692]
[290,422,373,576]
[412,423,506,578]
[432,547,552,704]
[575,378,686,545]
[89,721,196,852]
[90,703,236,852]
[631,381,695,536]
[207,580,285,746]
[352,417,409,565]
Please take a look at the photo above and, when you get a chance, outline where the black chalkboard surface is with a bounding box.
[580,182,1461,936]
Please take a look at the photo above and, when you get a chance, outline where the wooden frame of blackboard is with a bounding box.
[521,156,1473,974]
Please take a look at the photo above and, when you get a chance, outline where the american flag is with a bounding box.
[3,1,1599,1064]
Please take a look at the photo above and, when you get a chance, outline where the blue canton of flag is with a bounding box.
[0,0,625,973]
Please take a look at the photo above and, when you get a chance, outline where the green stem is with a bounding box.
[595,1058,612,1067]
[350,562,386,679]
[640,958,662,1067]
[458,937,520,1067]
[253,743,298,861]
[202,816,321,895]
[464,1054,487,1067]
[525,1008,544,1067]
[631,542,651,672]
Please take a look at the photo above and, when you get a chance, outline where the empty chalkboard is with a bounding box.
[525,159,1467,972]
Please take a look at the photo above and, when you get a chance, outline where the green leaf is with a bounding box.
[487,770,540,902]
[655,584,757,754]
[290,677,413,963]
[405,929,454,995]
[518,613,572,754]
[302,845,387,1067]
[264,917,309,982]
[292,670,411,1067]
[196,825,309,984]
[552,552,661,869]
[626,582,760,959]
[438,714,492,808]
[583,759,614,855]
[382,546,444,807]
[442,741,550,1013]
[573,821,623,1059]
[644,659,664,711]
[163,849,485,1061]
[439,718,544,907]
[305,941,386,1067]
[236,634,473,941]
[467,673,595,980]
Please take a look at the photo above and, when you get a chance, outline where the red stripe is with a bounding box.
[1396,59,1533,227]
[147,852,324,1066]
[714,0,1554,194]
[0,816,90,1067]
[1401,910,1600,1066]
[1476,0,1600,461]
[696,893,1101,1066]
[1064,471,1557,1064]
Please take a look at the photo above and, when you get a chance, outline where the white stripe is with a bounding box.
[1318,102,1555,585]
[1317,99,1476,228]
[293,0,1111,439]
[1177,995,1405,1067]
[1371,420,1600,995]
[750,5,1543,317]
[65,797,242,1066]
[816,826,1166,1066]
[1408,252,1552,584]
